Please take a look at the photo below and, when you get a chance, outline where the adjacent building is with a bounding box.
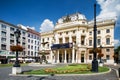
[0,20,40,63]
[40,12,116,64]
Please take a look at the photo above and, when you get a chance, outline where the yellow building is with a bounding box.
[40,12,116,64]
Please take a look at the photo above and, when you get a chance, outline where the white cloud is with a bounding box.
[96,0,120,20]
[26,26,35,30]
[40,19,54,32]
[17,24,35,30]
[114,39,120,45]
[114,39,120,48]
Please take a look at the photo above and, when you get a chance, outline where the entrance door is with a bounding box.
[81,54,84,63]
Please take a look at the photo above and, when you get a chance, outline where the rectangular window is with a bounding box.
[97,39,101,45]
[73,30,76,33]
[1,44,6,50]
[89,55,92,60]
[1,24,6,30]
[106,55,110,60]
[106,29,110,33]
[37,37,39,40]
[31,35,33,38]
[10,27,14,32]
[1,38,6,43]
[42,38,44,42]
[34,35,36,39]
[89,40,92,46]
[28,39,30,43]
[1,31,6,37]
[66,31,68,34]
[10,40,14,44]
[31,40,33,43]
[106,48,110,52]
[38,42,39,45]
[31,51,33,56]
[89,31,92,35]
[106,38,110,45]
[28,51,30,55]
[28,45,30,49]
[28,34,30,37]
[22,31,26,36]
[97,30,101,34]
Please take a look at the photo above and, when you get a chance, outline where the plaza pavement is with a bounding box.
[0,63,119,80]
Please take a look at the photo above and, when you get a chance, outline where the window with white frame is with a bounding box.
[89,55,92,60]
[106,55,110,60]
[106,38,110,45]
[106,29,110,33]
[106,48,110,52]
[97,30,101,34]
[1,31,6,37]
[97,39,101,45]
[89,31,92,35]
[1,24,6,30]
[89,40,92,46]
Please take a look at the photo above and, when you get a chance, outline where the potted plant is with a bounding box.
[10,45,24,52]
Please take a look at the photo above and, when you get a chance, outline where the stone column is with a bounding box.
[72,48,75,63]
[78,49,81,63]
[64,50,67,63]
[50,51,53,64]
[57,50,59,63]
[76,50,78,63]
[55,34,59,44]
[76,30,80,45]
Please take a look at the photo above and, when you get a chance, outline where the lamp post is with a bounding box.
[92,3,98,72]
[13,29,21,67]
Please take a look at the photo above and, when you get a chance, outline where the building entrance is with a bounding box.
[81,54,84,63]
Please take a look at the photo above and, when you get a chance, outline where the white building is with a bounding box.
[40,12,116,64]
[26,28,40,59]
[0,20,40,63]
[0,20,27,62]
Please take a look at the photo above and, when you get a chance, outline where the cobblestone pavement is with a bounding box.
[0,64,118,80]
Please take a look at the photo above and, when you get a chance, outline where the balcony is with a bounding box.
[1,35,6,38]
[10,36,14,40]
[1,41,6,44]
[1,28,6,31]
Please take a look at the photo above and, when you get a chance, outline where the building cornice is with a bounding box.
[40,31,53,36]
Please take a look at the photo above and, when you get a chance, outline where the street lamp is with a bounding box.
[13,29,21,67]
[92,3,98,72]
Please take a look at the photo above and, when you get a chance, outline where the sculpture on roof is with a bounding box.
[63,15,71,23]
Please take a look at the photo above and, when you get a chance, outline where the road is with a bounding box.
[0,64,119,80]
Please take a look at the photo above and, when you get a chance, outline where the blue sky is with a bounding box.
[0,0,98,30]
[0,0,120,47]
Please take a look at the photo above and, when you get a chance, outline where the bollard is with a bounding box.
[118,68,120,78]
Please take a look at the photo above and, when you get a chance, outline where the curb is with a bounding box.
[111,68,120,80]
[9,67,111,77]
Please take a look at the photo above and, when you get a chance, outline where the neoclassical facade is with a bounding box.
[40,12,116,64]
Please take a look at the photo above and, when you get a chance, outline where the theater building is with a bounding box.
[40,12,116,64]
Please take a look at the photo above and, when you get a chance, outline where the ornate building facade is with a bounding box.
[40,12,116,64]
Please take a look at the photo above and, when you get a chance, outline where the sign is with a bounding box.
[51,43,73,50]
